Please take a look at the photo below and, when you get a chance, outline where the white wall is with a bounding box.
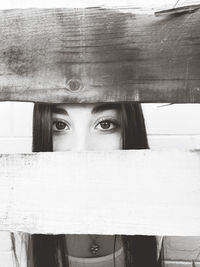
[143,104,200,150]
[0,102,33,153]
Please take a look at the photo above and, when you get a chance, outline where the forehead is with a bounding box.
[53,103,121,114]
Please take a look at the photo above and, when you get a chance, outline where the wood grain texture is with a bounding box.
[0,0,185,11]
[0,0,198,10]
[1,150,200,234]
[0,7,200,103]
[155,4,200,16]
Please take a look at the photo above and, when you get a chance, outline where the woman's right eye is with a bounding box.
[52,120,69,131]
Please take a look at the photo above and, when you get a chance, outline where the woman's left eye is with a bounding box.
[95,120,119,131]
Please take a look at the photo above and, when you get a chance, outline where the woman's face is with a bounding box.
[52,103,123,151]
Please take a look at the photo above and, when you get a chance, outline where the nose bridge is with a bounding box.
[72,126,90,151]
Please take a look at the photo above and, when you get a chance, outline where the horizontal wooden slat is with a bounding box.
[0,150,200,235]
[155,4,200,16]
[0,0,199,14]
[0,6,200,103]
[0,0,186,11]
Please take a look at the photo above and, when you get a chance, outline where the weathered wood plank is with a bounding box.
[155,4,200,16]
[0,7,200,103]
[0,150,200,235]
[0,0,198,12]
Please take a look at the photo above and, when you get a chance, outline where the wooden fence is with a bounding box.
[0,6,200,103]
[0,2,200,236]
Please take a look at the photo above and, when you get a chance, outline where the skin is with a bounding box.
[52,103,123,257]
[52,103,123,151]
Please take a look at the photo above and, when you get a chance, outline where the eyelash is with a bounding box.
[52,118,120,133]
[95,118,120,132]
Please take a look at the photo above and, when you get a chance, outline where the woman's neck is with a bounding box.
[66,234,123,258]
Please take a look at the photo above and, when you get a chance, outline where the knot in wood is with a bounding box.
[65,78,83,92]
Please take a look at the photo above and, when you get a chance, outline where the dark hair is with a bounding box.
[27,102,160,267]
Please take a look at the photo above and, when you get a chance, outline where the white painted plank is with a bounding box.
[0,0,178,11]
[0,0,199,13]
[0,150,200,235]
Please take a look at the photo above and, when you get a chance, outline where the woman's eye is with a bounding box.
[52,121,69,131]
[96,120,118,131]
[99,121,111,129]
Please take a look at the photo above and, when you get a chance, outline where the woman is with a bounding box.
[14,101,162,267]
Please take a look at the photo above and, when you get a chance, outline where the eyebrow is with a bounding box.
[91,103,120,114]
[52,107,68,116]
[52,104,120,116]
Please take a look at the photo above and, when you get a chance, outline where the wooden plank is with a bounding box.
[0,7,200,103]
[155,4,200,16]
[0,0,198,12]
[1,150,200,235]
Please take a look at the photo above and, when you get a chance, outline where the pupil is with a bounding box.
[56,121,66,130]
[100,121,110,129]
